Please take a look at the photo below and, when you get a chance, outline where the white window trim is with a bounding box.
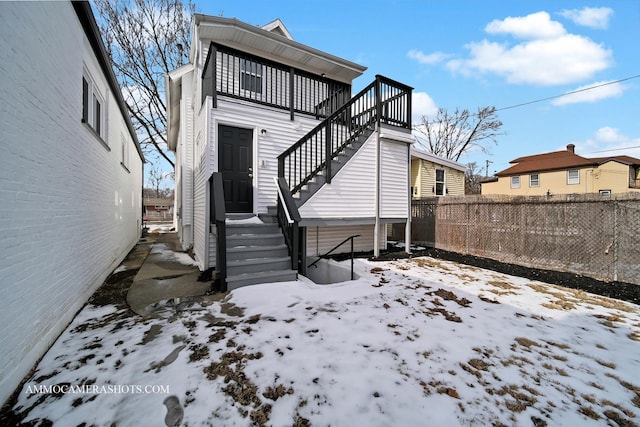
[82,68,108,148]
[510,176,521,189]
[435,168,446,196]
[567,169,580,185]
[529,173,540,187]
[120,133,130,172]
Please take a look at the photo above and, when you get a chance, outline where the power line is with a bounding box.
[584,145,640,155]
[495,74,640,113]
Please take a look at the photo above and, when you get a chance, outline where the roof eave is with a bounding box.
[193,15,366,84]
[166,64,193,152]
[410,148,467,172]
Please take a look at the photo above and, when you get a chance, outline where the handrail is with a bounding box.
[275,177,302,272]
[308,234,361,280]
[210,172,227,291]
[278,75,412,197]
[274,177,301,223]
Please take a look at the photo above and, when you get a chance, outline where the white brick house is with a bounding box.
[167,16,413,289]
[0,1,144,404]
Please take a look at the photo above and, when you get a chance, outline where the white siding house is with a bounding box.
[167,15,413,289]
[0,1,144,404]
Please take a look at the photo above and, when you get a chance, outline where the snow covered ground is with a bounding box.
[12,255,640,426]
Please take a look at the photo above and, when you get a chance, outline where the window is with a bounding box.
[82,77,89,123]
[121,135,130,171]
[599,190,611,197]
[435,169,445,196]
[529,173,540,187]
[240,58,262,94]
[82,70,106,141]
[510,176,521,189]
[567,169,580,185]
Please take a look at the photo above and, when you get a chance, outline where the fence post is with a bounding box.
[613,200,618,282]
[465,200,470,255]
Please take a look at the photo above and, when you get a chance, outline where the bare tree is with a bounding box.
[465,162,484,195]
[414,106,503,162]
[146,164,174,197]
[94,0,195,169]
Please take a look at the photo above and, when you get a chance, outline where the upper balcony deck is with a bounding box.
[202,43,352,121]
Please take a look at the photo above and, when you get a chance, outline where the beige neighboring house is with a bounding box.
[482,144,640,196]
[411,148,466,198]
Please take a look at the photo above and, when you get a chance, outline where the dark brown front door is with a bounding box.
[218,125,253,213]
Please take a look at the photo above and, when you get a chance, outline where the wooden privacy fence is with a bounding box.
[405,194,640,285]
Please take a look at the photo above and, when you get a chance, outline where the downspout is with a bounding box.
[374,78,382,257]
[405,145,411,254]
[374,122,381,258]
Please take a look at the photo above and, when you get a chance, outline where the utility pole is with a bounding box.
[485,160,493,177]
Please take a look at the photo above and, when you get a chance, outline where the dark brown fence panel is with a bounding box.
[409,194,640,285]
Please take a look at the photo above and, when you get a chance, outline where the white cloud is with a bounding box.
[559,7,613,29]
[407,49,450,65]
[551,81,626,106]
[445,12,613,86]
[572,127,640,159]
[485,11,565,39]
[412,91,438,121]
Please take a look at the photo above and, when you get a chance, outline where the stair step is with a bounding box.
[225,223,280,236]
[227,244,288,261]
[227,256,292,276]
[258,213,277,224]
[226,233,285,248]
[226,269,298,290]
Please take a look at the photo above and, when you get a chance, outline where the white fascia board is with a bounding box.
[166,64,194,151]
[410,147,467,172]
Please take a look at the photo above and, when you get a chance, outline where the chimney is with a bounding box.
[567,144,575,153]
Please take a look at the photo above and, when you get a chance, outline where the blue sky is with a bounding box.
[196,0,639,176]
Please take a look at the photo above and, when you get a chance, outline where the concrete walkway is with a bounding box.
[126,228,211,316]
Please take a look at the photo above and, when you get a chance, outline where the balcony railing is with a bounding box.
[202,43,351,120]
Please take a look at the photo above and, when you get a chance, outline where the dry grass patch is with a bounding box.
[603,409,636,427]
[493,385,538,412]
[600,399,636,418]
[542,300,577,311]
[596,359,617,369]
[513,337,541,349]
[411,258,452,271]
[544,340,570,350]
[578,405,600,420]
[501,355,534,368]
